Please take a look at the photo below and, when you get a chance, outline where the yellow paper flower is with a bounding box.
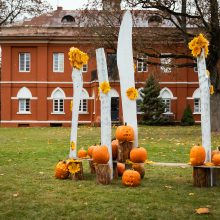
[210,85,214,95]
[70,100,73,112]
[188,34,209,58]
[70,141,76,151]
[126,87,138,100]
[99,81,111,94]
[68,162,81,174]
[68,47,89,70]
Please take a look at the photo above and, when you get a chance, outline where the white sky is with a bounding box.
[47,0,88,10]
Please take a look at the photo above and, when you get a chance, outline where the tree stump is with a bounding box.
[113,161,118,179]
[89,160,96,174]
[193,166,220,187]
[117,141,133,163]
[69,161,84,180]
[95,164,111,185]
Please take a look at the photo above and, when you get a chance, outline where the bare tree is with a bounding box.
[0,0,52,26]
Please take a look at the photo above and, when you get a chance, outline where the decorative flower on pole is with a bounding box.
[126,87,138,100]
[68,47,89,69]
[99,81,111,94]
[188,33,209,58]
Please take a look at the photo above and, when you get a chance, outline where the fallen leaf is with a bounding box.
[13,193,19,197]
[39,172,44,175]
[189,193,194,196]
[0,174,4,176]
[165,185,172,189]
[195,208,210,214]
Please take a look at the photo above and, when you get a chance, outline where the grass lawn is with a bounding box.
[1,125,220,219]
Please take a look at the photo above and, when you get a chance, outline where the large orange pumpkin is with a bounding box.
[132,163,145,179]
[189,145,206,166]
[111,139,119,160]
[88,145,96,158]
[55,160,69,179]
[117,162,125,176]
[130,147,147,163]
[212,153,220,165]
[92,145,110,164]
[115,123,134,142]
[77,148,87,158]
[122,170,141,187]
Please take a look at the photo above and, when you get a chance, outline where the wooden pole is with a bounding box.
[95,164,111,185]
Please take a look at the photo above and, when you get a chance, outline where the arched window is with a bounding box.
[192,88,201,113]
[159,88,173,113]
[51,88,65,113]
[79,88,89,113]
[137,88,143,114]
[61,15,75,23]
[148,15,163,27]
[17,87,32,113]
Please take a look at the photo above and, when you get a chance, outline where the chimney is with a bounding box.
[102,0,121,10]
[56,6,63,11]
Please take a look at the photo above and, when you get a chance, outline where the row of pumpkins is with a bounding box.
[190,144,220,166]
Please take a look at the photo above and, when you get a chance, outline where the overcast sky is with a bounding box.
[47,0,88,10]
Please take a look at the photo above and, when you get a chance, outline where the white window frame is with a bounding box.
[19,53,30,72]
[82,64,88,72]
[162,98,171,113]
[160,53,172,73]
[137,55,148,72]
[53,53,64,72]
[79,99,88,113]
[18,98,30,113]
[194,98,201,113]
[53,99,64,113]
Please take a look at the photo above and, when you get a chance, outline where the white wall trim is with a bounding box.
[11,97,38,100]
[0,120,91,124]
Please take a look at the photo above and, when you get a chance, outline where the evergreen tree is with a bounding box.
[180,105,195,126]
[140,74,165,125]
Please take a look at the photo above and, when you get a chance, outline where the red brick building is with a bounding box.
[0,2,201,127]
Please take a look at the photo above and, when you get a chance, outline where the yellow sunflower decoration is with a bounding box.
[67,162,81,174]
[70,141,76,151]
[126,87,138,100]
[188,33,209,58]
[99,81,111,94]
[68,47,89,70]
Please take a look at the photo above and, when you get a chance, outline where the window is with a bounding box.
[61,15,75,23]
[79,99,88,112]
[162,99,171,113]
[53,99,64,113]
[137,55,148,72]
[82,64,88,72]
[19,99,30,113]
[194,98,201,113]
[19,53,30,72]
[161,53,172,73]
[53,53,64,72]
[107,53,119,80]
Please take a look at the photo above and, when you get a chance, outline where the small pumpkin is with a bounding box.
[132,163,145,179]
[88,145,96,158]
[212,149,220,160]
[92,145,110,164]
[55,160,69,179]
[122,170,141,187]
[130,147,147,163]
[111,139,119,160]
[212,153,220,165]
[117,162,125,176]
[77,148,87,158]
[189,144,206,166]
[115,123,134,142]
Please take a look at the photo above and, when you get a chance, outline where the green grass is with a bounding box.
[1,126,220,219]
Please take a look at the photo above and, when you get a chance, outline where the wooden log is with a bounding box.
[89,160,96,174]
[117,141,133,163]
[70,161,84,180]
[113,161,118,179]
[193,166,220,187]
[95,164,111,185]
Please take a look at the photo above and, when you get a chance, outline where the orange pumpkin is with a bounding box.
[77,148,87,158]
[189,145,206,166]
[117,162,125,176]
[92,145,110,164]
[212,150,220,160]
[130,147,147,163]
[88,145,96,158]
[132,163,145,179]
[122,170,141,187]
[212,153,220,165]
[111,139,119,160]
[115,123,134,142]
[55,160,69,179]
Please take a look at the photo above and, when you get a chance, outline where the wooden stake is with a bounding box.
[113,161,118,179]
[95,164,111,185]
[117,141,133,163]
[89,160,96,174]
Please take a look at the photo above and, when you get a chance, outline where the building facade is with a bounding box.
[0,4,201,127]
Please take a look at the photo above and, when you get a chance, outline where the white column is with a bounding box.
[197,49,211,162]
[117,11,138,147]
[96,48,113,180]
[69,68,83,158]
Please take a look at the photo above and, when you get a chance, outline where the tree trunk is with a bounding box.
[210,93,220,132]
